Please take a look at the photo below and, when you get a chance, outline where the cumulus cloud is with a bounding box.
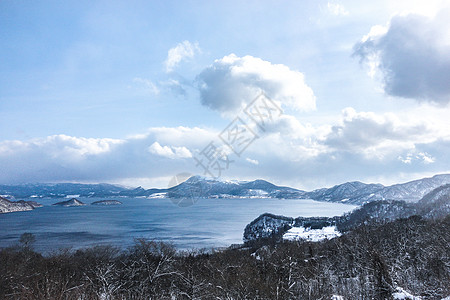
[196,54,316,114]
[353,11,450,104]
[398,151,435,164]
[165,41,200,72]
[148,142,192,159]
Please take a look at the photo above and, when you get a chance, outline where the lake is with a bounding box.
[0,197,357,252]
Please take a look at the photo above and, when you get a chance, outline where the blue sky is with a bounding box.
[1,0,449,189]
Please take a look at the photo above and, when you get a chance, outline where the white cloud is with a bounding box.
[148,142,192,159]
[0,134,124,159]
[0,128,208,184]
[354,11,450,104]
[398,152,435,164]
[327,2,349,16]
[197,54,316,115]
[245,158,259,165]
[165,41,200,72]
[323,107,440,158]
[0,109,449,190]
[385,0,447,18]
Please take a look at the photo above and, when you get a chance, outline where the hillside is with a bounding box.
[244,183,450,244]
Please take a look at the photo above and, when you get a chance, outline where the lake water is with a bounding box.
[0,197,357,252]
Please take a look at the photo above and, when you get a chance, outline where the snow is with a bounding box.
[283,226,341,242]
[392,287,422,300]
[247,189,269,196]
[147,192,167,198]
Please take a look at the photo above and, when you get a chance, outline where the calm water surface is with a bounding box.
[0,197,357,252]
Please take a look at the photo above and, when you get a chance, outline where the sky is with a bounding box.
[0,0,449,190]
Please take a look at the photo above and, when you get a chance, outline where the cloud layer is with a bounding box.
[324,107,436,158]
[0,127,213,185]
[1,105,448,189]
[196,54,316,114]
[354,11,450,104]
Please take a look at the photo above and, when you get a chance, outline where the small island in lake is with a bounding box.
[91,200,122,205]
[0,196,42,213]
[52,198,86,207]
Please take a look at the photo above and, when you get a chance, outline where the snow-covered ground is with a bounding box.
[392,287,422,299]
[283,226,341,242]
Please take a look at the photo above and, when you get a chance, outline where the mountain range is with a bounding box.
[1,174,450,206]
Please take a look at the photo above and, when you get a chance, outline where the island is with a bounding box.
[52,198,86,207]
[91,200,122,205]
[0,196,42,213]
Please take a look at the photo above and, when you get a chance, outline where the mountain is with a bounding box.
[165,174,450,204]
[0,183,129,199]
[305,181,384,203]
[52,198,86,207]
[0,196,42,213]
[166,176,304,199]
[416,184,450,219]
[306,174,450,205]
[1,174,449,205]
[0,182,168,199]
[243,201,417,243]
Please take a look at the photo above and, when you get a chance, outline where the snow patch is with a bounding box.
[283,226,341,242]
[147,192,167,199]
[393,287,422,300]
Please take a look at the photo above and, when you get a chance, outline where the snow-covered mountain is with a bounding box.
[0,183,128,199]
[165,174,450,204]
[306,174,450,204]
[166,176,304,199]
[0,196,42,213]
[305,181,384,203]
[416,183,450,219]
[1,174,449,205]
